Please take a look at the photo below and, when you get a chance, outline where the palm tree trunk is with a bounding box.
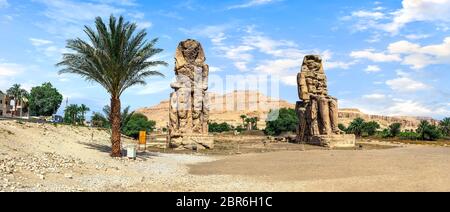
[13,100,17,117]
[110,96,122,157]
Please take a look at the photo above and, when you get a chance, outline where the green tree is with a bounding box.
[388,123,402,138]
[338,123,347,132]
[363,121,381,136]
[79,104,90,123]
[439,118,450,137]
[346,118,365,137]
[64,104,81,125]
[240,115,247,127]
[102,105,134,131]
[57,15,167,157]
[91,112,109,128]
[6,84,29,117]
[122,113,156,139]
[209,122,233,133]
[417,120,442,141]
[29,82,63,116]
[399,131,419,140]
[265,108,299,136]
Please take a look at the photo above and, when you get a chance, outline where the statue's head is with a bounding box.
[303,55,322,72]
[180,39,201,63]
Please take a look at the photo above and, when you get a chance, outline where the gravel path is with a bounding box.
[1,120,450,192]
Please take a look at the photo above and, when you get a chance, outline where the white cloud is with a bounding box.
[405,34,430,40]
[0,63,23,77]
[343,95,450,118]
[345,0,450,35]
[351,10,385,20]
[384,0,450,34]
[362,93,386,100]
[386,77,430,92]
[29,38,53,47]
[365,65,381,73]
[136,21,152,29]
[137,80,171,95]
[385,100,449,117]
[0,0,8,8]
[37,0,124,24]
[209,66,223,73]
[228,0,279,9]
[350,49,401,62]
[388,37,450,69]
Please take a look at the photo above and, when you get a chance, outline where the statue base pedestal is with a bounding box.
[306,134,356,149]
[169,134,215,150]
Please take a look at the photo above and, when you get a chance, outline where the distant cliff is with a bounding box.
[136,91,437,130]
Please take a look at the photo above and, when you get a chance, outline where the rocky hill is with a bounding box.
[137,91,437,130]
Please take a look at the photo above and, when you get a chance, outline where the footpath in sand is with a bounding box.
[1,120,449,192]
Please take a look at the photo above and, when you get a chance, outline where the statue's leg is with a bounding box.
[178,88,191,134]
[202,92,210,134]
[318,96,332,135]
[310,98,320,136]
[297,106,307,143]
[329,98,341,134]
[169,92,179,135]
[192,88,203,133]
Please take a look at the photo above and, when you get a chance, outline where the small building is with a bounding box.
[0,91,12,117]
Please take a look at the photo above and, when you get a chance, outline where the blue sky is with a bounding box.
[0,0,449,119]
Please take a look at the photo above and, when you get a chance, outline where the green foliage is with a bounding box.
[235,125,246,133]
[389,123,402,138]
[63,104,90,125]
[265,108,299,136]
[338,123,347,132]
[122,113,156,139]
[363,121,381,136]
[399,131,419,140]
[346,118,381,137]
[6,84,29,116]
[209,122,233,133]
[417,120,442,141]
[380,129,391,138]
[439,117,450,137]
[29,82,63,116]
[91,105,134,129]
[346,118,365,137]
[57,15,167,99]
[91,112,109,128]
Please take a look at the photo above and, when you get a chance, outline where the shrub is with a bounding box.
[388,123,402,138]
[346,118,365,137]
[399,131,419,140]
[209,122,233,133]
[122,113,156,139]
[338,124,347,132]
[417,120,442,141]
[439,117,450,137]
[265,108,299,136]
[363,121,381,137]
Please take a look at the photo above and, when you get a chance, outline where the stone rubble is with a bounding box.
[0,152,84,192]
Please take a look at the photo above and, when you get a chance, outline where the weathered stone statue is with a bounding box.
[296,55,355,148]
[169,39,214,150]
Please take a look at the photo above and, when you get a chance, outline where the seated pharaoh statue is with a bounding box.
[296,55,355,148]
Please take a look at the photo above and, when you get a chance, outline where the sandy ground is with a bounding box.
[1,120,449,192]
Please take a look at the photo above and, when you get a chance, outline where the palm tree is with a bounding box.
[6,84,28,117]
[240,115,247,128]
[103,105,134,131]
[58,15,166,157]
[440,118,450,137]
[347,118,365,138]
[79,104,90,123]
[64,104,80,124]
